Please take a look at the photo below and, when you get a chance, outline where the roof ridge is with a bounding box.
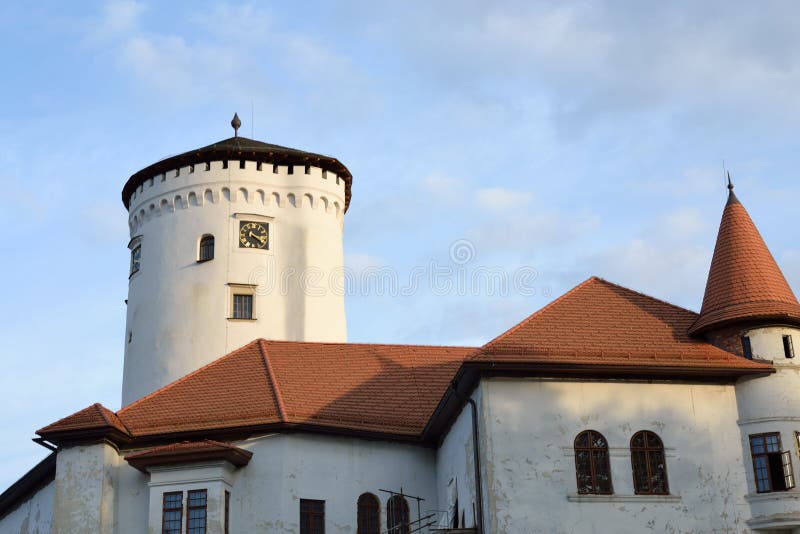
[258,339,287,422]
[119,339,262,414]
[258,339,477,350]
[93,403,132,435]
[590,276,700,316]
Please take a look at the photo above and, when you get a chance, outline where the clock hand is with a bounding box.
[249,231,267,242]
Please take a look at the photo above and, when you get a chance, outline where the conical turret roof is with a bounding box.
[690,185,800,334]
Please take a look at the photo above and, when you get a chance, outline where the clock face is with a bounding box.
[239,221,269,249]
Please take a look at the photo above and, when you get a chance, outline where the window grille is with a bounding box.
[357,493,379,534]
[300,499,325,534]
[187,489,207,534]
[233,294,253,319]
[386,495,409,534]
[199,235,214,262]
[162,492,182,534]
[630,431,669,495]
[574,430,613,494]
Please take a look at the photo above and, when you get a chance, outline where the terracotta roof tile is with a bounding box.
[690,190,800,334]
[37,403,129,437]
[474,277,771,372]
[125,440,252,472]
[117,340,473,439]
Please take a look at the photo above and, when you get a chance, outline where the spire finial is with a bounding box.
[231,113,241,137]
[727,171,734,192]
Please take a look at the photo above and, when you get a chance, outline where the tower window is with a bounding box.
[222,160,229,169]
[322,170,327,179]
[239,160,246,169]
[288,165,294,175]
[198,235,214,262]
[205,161,211,171]
[630,431,669,495]
[187,489,207,534]
[189,164,195,174]
[783,335,795,358]
[256,161,262,171]
[300,499,324,534]
[304,164,311,174]
[574,430,612,495]
[175,168,180,177]
[273,164,279,174]
[750,433,795,493]
[232,294,253,320]
[162,492,183,534]
[742,336,753,359]
[130,245,141,277]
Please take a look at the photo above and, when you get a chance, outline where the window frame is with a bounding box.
[742,336,753,359]
[187,489,207,534]
[300,499,325,534]
[228,283,257,321]
[783,335,795,359]
[386,495,410,534]
[573,430,613,495]
[750,432,796,493]
[130,244,142,277]
[198,234,215,262]
[162,491,183,534]
[357,493,380,534]
[630,431,670,495]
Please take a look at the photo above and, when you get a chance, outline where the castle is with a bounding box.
[1,116,799,533]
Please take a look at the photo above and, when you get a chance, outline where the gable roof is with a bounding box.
[472,277,771,373]
[121,135,353,211]
[690,188,800,334]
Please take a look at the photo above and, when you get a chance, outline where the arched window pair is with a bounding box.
[574,430,668,495]
[357,493,409,534]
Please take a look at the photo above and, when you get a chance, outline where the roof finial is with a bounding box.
[231,113,241,137]
[727,171,734,191]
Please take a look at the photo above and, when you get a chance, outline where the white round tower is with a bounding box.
[692,182,800,532]
[120,115,350,405]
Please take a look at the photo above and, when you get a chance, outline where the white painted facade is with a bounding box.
[0,480,53,534]
[122,160,348,405]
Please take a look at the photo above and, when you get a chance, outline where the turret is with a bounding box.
[120,116,351,405]
[694,178,800,529]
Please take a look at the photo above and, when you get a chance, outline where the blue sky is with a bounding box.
[2,0,800,490]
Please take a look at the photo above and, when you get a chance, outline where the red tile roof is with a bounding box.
[473,277,772,373]
[117,340,472,439]
[37,403,129,438]
[125,439,252,472]
[690,190,800,334]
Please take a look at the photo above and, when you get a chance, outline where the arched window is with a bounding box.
[386,495,409,534]
[357,493,379,534]
[574,430,612,494]
[630,431,669,495]
[198,235,214,262]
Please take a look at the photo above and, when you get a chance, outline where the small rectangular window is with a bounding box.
[783,335,795,358]
[239,160,246,169]
[288,165,294,175]
[130,245,142,276]
[222,160,229,169]
[189,164,195,174]
[233,294,253,320]
[175,168,180,177]
[224,491,230,534]
[750,433,795,493]
[161,173,167,182]
[256,161,262,171]
[300,499,325,534]
[742,336,753,359]
[187,489,207,534]
[162,492,182,534]
[205,161,211,171]
[273,164,279,174]
[304,165,311,174]
[322,170,327,179]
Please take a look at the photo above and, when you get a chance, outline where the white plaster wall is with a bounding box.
[735,326,800,529]
[478,378,751,533]
[435,386,483,530]
[51,444,118,534]
[0,480,53,534]
[107,433,438,534]
[122,161,348,405]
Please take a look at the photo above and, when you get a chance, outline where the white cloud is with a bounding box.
[420,172,463,199]
[474,187,534,212]
[86,0,146,42]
